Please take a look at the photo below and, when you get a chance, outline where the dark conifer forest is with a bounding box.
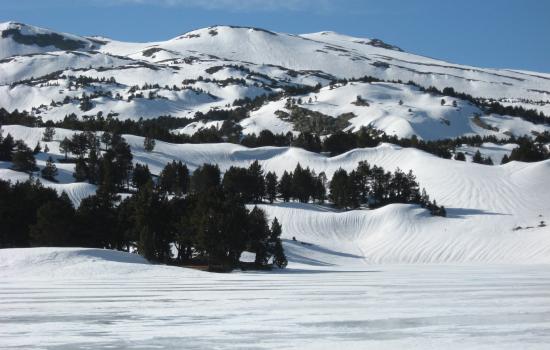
[0,129,447,270]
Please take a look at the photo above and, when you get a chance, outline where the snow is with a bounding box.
[173,119,225,136]
[456,142,518,163]
[240,82,550,140]
[0,22,96,60]
[240,98,295,135]
[1,248,550,349]
[1,21,549,137]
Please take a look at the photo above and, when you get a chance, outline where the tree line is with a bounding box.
[1,131,289,272]
[0,178,287,272]
[44,127,444,214]
[3,106,549,163]
[1,127,449,271]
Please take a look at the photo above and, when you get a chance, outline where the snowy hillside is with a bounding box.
[0,21,99,59]
[2,124,549,264]
[0,22,549,140]
[242,82,550,139]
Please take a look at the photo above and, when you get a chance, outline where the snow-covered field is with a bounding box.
[1,248,550,349]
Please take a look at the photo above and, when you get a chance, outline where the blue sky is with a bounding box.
[2,0,549,72]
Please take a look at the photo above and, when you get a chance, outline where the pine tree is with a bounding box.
[454,152,466,161]
[132,163,152,190]
[101,131,112,150]
[270,218,287,268]
[501,154,510,164]
[191,164,220,194]
[69,132,91,159]
[73,158,88,182]
[138,225,155,261]
[30,194,75,247]
[222,166,252,202]
[98,151,118,195]
[87,147,100,185]
[329,168,350,209]
[33,142,42,155]
[144,136,156,152]
[77,191,119,248]
[134,182,171,262]
[42,126,55,142]
[347,170,361,208]
[278,171,293,202]
[0,133,15,161]
[472,150,484,164]
[41,156,58,182]
[313,172,327,204]
[158,161,177,194]
[59,137,72,160]
[265,172,278,203]
[111,136,133,190]
[11,142,37,173]
[291,163,314,203]
[248,160,265,203]
[248,207,271,267]
[174,161,190,196]
[355,161,371,203]
[420,188,430,208]
[158,160,190,195]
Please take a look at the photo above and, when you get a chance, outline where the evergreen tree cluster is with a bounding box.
[60,131,133,191]
[507,137,549,162]
[0,131,37,173]
[328,161,446,216]
[472,150,494,165]
[219,159,445,216]
[0,166,287,271]
[277,164,327,204]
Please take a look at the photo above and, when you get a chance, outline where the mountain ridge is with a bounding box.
[0,21,549,140]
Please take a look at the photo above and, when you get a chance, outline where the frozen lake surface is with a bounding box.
[2,251,550,349]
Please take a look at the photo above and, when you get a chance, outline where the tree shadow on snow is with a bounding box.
[274,239,376,274]
[446,207,511,219]
[266,268,382,275]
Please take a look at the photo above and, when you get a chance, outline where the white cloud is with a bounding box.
[92,0,333,12]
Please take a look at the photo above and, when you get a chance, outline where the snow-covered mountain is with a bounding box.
[1,22,549,140]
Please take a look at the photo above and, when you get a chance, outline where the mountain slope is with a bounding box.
[0,22,99,59]
[0,22,549,140]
